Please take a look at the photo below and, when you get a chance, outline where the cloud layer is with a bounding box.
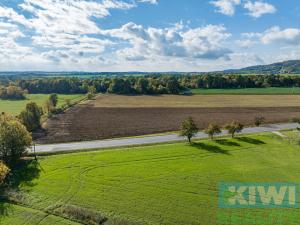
[0,0,234,71]
[0,0,298,71]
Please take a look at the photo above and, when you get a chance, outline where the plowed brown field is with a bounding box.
[36,94,300,144]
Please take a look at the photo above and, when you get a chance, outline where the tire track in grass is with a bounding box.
[35,214,50,225]
[68,145,260,172]
[35,163,83,215]
[64,169,226,219]
[61,165,90,205]
[65,158,300,221]
[14,202,50,225]
[50,144,273,205]
[45,163,100,210]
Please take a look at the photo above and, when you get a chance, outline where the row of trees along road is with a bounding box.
[180,117,245,143]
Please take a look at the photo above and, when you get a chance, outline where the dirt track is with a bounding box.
[37,105,300,144]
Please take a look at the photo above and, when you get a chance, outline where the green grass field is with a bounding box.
[191,87,300,95]
[0,94,85,115]
[1,133,300,225]
[0,203,79,225]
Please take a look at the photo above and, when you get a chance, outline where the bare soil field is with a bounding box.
[37,94,300,143]
[93,94,300,108]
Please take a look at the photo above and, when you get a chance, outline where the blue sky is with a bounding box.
[0,0,300,71]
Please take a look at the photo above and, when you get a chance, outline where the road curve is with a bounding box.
[32,123,299,154]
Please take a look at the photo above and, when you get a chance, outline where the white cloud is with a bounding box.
[261,26,300,45]
[0,21,42,68]
[0,0,137,65]
[235,32,262,47]
[0,6,32,27]
[244,1,276,18]
[237,26,300,49]
[138,0,158,4]
[241,32,262,39]
[210,0,241,16]
[210,0,276,18]
[225,52,265,67]
[0,22,23,38]
[117,48,146,61]
[18,0,135,35]
[106,23,232,60]
[236,39,256,48]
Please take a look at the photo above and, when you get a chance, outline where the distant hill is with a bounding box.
[224,60,300,74]
[1,60,300,76]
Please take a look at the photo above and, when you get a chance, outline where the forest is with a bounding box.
[1,74,300,98]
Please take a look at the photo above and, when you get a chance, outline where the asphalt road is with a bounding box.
[32,123,299,153]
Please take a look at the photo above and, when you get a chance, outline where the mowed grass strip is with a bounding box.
[3,133,300,225]
[0,94,85,115]
[93,94,300,108]
[191,87,300,95]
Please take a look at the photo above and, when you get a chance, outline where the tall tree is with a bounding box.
[19,102,43,132]
[49,94,58,107]
[87,86,97,100]
[0,113,32,165]
[179,117,199,143]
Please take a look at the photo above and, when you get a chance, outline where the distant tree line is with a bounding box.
[2,74,300,96]
[18,78,86,94]
[16,76,183,95]
[179,74,300,89]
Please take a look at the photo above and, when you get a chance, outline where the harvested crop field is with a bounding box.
[92,94,300,108]
[37,95,300,143]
